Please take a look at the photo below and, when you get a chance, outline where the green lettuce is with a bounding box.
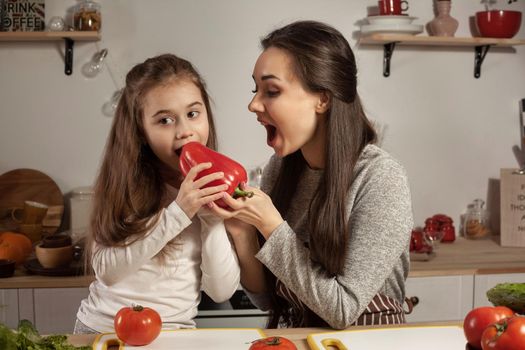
[0,319,91,350]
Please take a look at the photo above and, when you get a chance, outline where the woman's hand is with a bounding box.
[175,162,228,219]
[209,184,283,239]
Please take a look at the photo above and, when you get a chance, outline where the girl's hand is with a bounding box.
[175,162,228,219]
[209,184,283,239]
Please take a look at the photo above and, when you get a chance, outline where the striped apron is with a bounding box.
[276,279,412,327]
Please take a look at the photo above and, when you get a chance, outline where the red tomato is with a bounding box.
[114,304,162,346]
[249,336,297,350]
[463,306,514,349]
[481,315,525,350]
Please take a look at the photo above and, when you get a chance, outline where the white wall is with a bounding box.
[1,0,524,231]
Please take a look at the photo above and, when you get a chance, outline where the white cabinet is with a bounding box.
[405,275,474,323]
[0,287,89,334]
[405,272,525,323]
[473,273,525,308]
[0,289,19,329]
[33,287,89,334]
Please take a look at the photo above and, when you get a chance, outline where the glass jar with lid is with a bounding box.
[73,0,101,31]
[463,199,491,239]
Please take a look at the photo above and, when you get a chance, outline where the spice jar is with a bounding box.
[463,199,491,239]
[73,0,101,31]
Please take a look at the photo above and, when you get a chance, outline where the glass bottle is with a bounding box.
[464,199,491,239]
[428,0,459,37]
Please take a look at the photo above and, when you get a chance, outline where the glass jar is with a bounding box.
[463,199,491,239]
[70,186,94,241]
[73,0,101,31]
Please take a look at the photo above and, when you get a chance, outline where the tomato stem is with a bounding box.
[266,337,282,345]
[495,320,508,336]
[131,304,144,312]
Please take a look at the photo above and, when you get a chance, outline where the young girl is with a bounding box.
[74,54,240,334]
[211,21,414,329]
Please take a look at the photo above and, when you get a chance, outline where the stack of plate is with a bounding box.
[361,15,424,35]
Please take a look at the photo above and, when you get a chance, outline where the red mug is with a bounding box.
[379,0,409,15]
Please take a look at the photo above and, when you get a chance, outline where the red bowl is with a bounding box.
[475,10,522,38]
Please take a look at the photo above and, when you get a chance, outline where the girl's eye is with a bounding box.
[266,90,279,97]
[159,116,175,125]
[188,111,200,119]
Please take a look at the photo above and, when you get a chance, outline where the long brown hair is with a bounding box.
[260,21,377,327]
[85,54,217,272]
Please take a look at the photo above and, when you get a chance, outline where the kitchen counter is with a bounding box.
[65,321,461,350]
[409,236,525,277]
[1,237,525,289]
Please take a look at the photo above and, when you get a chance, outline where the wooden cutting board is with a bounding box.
[92,328,266,350]
[306,325,466,350]
[0,168,64,235]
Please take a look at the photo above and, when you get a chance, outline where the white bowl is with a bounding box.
[366,15,417,25]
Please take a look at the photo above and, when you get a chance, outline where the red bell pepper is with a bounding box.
[179,142,253,208]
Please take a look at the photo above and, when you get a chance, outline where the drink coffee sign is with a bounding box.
[500,168,525,247]
[0,0,45,32]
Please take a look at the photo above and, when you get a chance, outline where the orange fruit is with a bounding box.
[0,231,33,265]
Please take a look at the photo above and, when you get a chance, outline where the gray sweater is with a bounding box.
[250,144,413,329]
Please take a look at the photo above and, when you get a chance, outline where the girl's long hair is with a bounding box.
[84,54,217,272]
[260,21,377,327]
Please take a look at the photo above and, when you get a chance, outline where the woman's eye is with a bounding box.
[251,87,258,94]
[159,116,174,125]
[266,90,279,97]
[187,111,200,119]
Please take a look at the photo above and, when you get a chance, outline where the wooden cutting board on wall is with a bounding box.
[0,168,64,235]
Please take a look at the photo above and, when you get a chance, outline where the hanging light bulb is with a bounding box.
[102,89,123,117]
[82,48,108,78]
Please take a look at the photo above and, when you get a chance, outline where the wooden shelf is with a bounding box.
[0,31,101,75]
[359,34,525,47]
[358,35,525,78]
[0,31,100,41]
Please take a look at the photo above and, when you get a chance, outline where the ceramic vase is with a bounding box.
[428,0,459,37]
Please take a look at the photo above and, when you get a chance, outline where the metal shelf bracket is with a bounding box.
[383,42,397,77]
[474,44,491,79]
[64,38,74,76]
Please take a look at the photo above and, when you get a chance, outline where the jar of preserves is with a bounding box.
[463,199,491,239]
[73,0,101,31]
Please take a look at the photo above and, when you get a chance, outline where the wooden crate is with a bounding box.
[500,168,525,247]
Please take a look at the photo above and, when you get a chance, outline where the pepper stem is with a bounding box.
[233,187,254,198]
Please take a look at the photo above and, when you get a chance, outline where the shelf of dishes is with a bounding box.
[359,34,525,47]
[358,14,525,78]
[358,33,525,78]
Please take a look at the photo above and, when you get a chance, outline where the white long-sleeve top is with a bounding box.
[76,201,240,332]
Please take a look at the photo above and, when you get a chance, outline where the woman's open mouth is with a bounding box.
[259,119,277,147]
[265,124,277,145]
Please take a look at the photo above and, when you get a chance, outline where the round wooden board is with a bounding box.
[0,168,64,235]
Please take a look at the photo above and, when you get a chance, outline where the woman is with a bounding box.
[211,20,413,329]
